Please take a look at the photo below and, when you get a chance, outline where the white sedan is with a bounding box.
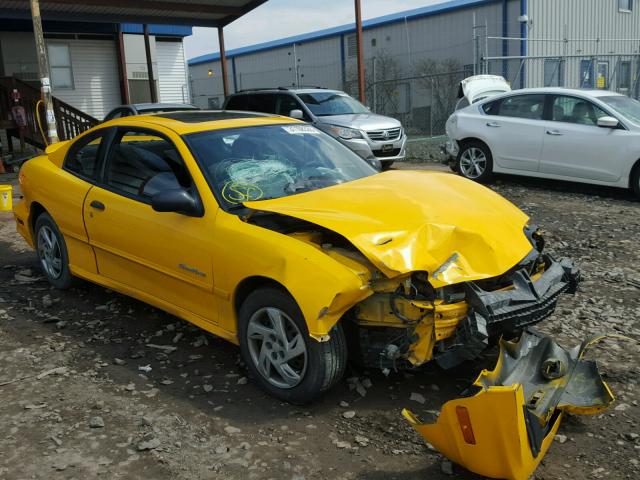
[444,87,640,197]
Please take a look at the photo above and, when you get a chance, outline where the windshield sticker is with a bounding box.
[221,182,264,204]
[282,125,320,135]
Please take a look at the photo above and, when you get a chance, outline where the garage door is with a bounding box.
[50,39,121,119]
[157,40,190,104]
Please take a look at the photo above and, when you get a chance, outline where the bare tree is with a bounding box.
[345,51,403,115]
[415,58,464,128]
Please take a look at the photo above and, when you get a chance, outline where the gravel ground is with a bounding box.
[0,166,639,480]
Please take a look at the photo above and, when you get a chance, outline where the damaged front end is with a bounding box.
[403,330,616,480]
[349,246,580,373]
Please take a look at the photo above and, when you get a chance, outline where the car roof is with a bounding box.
[105,109,303,135]
[493,87,625,98]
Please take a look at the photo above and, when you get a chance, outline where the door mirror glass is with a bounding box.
[597,116,619,128]
[151,188,202,217]
[289,109,304,120]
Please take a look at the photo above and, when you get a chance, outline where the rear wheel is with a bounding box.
[34,213,74,289]
[238,287,347,404]
[457,141,493,183]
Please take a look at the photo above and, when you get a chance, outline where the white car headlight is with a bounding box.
[327,125,363,140]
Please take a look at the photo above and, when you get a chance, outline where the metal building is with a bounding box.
[189,0,640,134]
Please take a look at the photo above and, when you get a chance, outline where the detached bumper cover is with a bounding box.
[435,255,580,369]
[403,330,616,480]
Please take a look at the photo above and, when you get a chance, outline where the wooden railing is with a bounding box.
[0,76,99,150]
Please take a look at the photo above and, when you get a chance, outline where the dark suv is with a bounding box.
[223,87,406,169]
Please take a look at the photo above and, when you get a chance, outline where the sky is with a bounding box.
[184,0,445,60]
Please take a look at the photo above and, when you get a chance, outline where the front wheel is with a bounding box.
[380,160,394,171]
[238,287,347,404]
[457,142,493,183]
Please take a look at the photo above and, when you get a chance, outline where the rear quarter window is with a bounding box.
[247,94,276,114]
[225,95,249,111]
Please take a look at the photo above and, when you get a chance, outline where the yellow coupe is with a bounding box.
[13,111,580,404]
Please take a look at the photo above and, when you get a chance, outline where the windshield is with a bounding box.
[599,95,640,125]
[297,92,369,116]
[185,124,376,210]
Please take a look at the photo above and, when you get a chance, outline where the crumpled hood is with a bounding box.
[245,170,533,287]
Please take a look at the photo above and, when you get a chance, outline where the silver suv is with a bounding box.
[223,87,406,169]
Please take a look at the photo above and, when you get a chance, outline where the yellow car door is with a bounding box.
[83,127,219,324]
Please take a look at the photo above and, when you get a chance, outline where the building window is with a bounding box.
[580,59,594,88]
[346,34,357,57]
[544,58,564,87]
[618,60,632,90]
[371,38,377,47]
[618,0,633,12]
[596,61,609,89]
[47,43,74,89]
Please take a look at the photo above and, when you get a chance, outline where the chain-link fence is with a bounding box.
[482,37,640,98]
[343,69,469,136]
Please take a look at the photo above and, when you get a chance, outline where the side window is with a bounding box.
[551,96,609,126]
[225,95,249,111]
[105,130,192,201]
[276,94,305,117]
[64,131,105,179]
[495,95,545,120]
[482,99,501,115]
[247,94,276,114]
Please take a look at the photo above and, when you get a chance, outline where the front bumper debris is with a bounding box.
[435,255,580,369]
[403,330,617,480]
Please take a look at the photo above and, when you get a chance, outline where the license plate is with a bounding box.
[382,144,393,152]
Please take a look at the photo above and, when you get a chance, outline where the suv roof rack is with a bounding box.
[235,85,328,93]
[235,87,289,93]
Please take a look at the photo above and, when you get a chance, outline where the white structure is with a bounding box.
[0,23,192,119]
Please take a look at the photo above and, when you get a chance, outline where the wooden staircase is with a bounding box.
[0,76,99,151]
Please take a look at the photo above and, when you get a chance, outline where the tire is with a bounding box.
[631,163,640,199]
[238,287,347,404]
[457,141,493,183]
[380,161,394,171]
[34,212,74,290]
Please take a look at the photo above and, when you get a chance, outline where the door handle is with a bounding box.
[486,122,501,127]
[546,130,564,136]
[90,200,105,211]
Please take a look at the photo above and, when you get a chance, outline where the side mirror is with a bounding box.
[151,188,203,217]
[597,116,619,128]
[289,109,304,120]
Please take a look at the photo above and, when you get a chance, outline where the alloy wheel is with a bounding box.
[37,225,63,280]
[247,307,308,389]
[460,147,487,179]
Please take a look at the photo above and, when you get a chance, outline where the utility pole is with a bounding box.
[218,27,229,97]
[29,0,58,144]
[354,0,365,104]
[143,24,158,103]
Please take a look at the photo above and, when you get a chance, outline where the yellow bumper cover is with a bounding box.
[403,330,618,480]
